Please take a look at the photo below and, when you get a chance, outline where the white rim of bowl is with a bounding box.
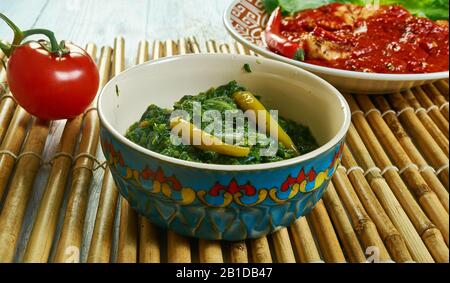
[223,0,449,81]
[97,53,351,172]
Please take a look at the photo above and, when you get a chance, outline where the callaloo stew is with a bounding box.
[125,81,318,165]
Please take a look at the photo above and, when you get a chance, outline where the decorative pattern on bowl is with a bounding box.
[229,0,267,47]
[101,128,345,241]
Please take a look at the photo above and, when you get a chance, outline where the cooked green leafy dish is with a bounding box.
[125,81,318,165]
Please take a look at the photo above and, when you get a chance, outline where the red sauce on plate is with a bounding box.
[278,3,449,74]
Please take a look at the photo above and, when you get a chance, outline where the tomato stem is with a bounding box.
[0,41,11,57]
[0,12,63,56]
[22,29,60,53]
[0,13,22,37]
[0,12,24,56]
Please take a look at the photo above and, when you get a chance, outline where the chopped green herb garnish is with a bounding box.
[243,63,252,73]
[115,85,120,97]
[294,49,305,61]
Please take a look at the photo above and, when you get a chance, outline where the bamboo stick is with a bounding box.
[322,183,366,263]
[234,41,248,55]
[250,237,273,263]
[0,48,5,72]
[138,217,161,263]
[0,63,5,77]
[187,36,201,54]
[403,88,449,155]
[356,95,449,214]
[160,39,193,264]
[434,81,449,100]
[356,95,449,261]
[206,40,217,53]
[86,170,118,263]
[0,90,16,144]
[218,43,231,55]
[0,118,50,262]
[218,44,231,54]
[387,93,449,190]
[352,95,448,241]
[228,241,249,263]
[25,123,84,261]
[332,168,391,262]
[177,38,188,56]
[135,40,161,264]
[199,240,224,263]
[415,85,449,131]
[165,39,175,57]
[0,107,31,199]
[152,40,163,60]
[342,146,414,262]
[53,46,112,263]
[0,69,5,86]
[308,200,346,263]
[0,47,6,92]
[136,40,150,65]
[0,75,5,95]
[345,104,437,262]
[85,38,124,263]
[23,45,97,263]
[246,47,257,57]
[167,231,191,263]
[271,228,296,263]
[289,217,322,263]
[117,198,138,263]
[423,84,449,120]
[110,38,137,264]
[0,53,16,143]
[373,95,449,195]
[0,77,3,89]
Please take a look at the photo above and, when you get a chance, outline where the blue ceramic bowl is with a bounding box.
[98,54,350,241]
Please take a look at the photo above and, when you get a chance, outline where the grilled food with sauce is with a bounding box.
[266,3,449,74]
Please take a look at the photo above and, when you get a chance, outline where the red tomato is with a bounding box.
[7,41,99,120]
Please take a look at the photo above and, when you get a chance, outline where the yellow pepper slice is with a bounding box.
[170,117,251,158]
[232,91,300,156]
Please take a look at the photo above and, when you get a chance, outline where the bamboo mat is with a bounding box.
[0,37,448,263]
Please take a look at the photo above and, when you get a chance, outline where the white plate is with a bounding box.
[223,0,449,94]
